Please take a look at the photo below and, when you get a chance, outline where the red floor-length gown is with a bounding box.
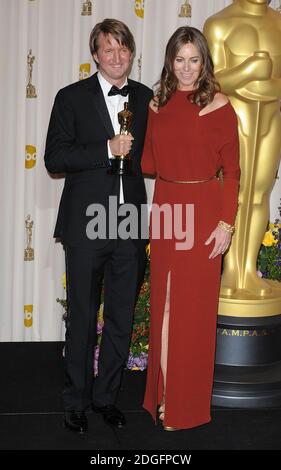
[142,89,240,429]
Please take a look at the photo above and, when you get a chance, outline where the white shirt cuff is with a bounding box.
[107,140,114,160]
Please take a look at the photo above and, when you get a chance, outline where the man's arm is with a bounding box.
[44,90,109,174]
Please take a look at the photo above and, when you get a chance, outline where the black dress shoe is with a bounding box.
[64,411,88,434]
[93,405,126,428]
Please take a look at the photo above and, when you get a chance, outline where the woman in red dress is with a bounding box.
[142,27,240,431]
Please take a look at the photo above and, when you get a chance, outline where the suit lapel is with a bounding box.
[86,73,115,138]
[85,74,140,140]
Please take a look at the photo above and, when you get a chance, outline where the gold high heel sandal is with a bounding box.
[163,425,177,431]
[158,401,179,431]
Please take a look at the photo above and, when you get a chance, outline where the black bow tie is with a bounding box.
[108,84,129,97]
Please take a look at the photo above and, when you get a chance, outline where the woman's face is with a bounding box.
[173,42,202,91]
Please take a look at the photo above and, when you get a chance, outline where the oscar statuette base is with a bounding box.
[212,284,281,407]
[107,157,136,176]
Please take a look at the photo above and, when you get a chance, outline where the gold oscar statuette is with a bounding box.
[24,215,34,261]
[26,49,37,98]
[178,1,192,18]
[204,1,281,410]
[81,0,92,16]
[204,0,281,317]
[108,102,135,176]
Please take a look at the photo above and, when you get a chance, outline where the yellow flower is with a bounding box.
[145,243,150,257]
[62,272,66,289]
[262,230,278,247]
[269,222,281,230]
[98,303,104,323]
[131,367,140,371]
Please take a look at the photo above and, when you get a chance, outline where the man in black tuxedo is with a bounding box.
[44,18,152,434]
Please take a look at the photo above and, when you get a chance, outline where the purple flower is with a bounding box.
[126,351,148,371]
[97,320,104,336]
[94,345,100,376]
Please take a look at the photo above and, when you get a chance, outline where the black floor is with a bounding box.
[0,343,281,451]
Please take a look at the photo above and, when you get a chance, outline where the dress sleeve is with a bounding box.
[141,108,157,177]
[219,107,241,226]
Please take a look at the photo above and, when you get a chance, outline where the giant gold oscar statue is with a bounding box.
[204,0,281,407]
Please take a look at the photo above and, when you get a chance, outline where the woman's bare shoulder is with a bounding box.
[213,92,229,108]
[199,92,230,116]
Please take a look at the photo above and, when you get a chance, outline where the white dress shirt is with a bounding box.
[97,72,128,204]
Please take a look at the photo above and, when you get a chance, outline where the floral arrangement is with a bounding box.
[257,201,281,282]
[127,248,150,371]
[94,303,104,376]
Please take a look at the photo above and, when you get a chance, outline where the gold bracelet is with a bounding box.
[218,220,235,234]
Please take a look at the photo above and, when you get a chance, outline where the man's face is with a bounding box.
[93,33,133,86]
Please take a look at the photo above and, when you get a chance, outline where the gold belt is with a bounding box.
[158,175,217,184]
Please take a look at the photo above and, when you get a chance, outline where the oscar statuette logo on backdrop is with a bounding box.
[24,215,34,261]
[26,49,37,98]
[81,0,92,16]
[137,54,142,82]
[178,1,192,18]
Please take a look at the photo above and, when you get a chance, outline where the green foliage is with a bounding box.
[257,214,281,282]
[257,243,281,281]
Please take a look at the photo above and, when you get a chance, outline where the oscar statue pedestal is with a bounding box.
[212,281,281,408]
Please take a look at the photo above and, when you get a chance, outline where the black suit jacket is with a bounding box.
[44,73,153,248]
